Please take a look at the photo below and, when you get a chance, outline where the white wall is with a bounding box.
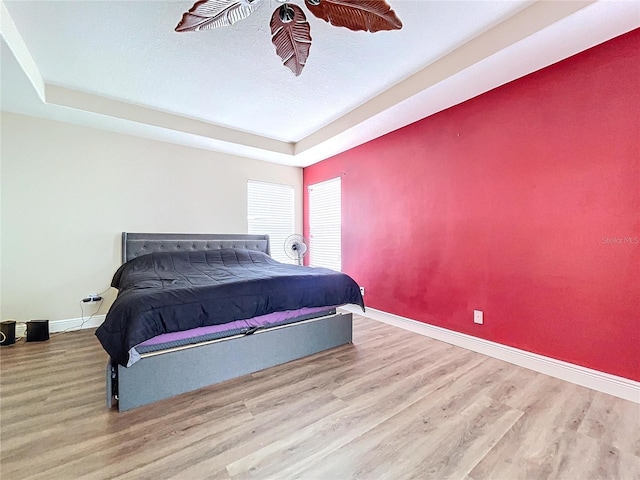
[0,112,302,322]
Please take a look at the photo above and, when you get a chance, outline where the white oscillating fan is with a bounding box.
[284,234,308,265]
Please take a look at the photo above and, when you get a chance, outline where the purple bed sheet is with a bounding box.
[137,305,337,347]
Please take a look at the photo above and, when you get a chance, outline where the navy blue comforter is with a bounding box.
[96,248,365,366]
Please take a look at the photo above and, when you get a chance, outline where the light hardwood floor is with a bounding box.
[1,315,638,480]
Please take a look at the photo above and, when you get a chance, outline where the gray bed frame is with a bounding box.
[107,232,353,411]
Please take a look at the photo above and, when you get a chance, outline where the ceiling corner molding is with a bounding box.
[0,0,45,101]
[294,0,596,155]
[44,84,295,156]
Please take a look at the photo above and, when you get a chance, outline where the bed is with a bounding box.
[97,232,364,411]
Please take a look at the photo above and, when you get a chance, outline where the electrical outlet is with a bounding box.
[360,286,365,296]
[82,294,102,303]
[474,310,483,325]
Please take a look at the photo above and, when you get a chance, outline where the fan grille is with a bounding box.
[284,234,308,265]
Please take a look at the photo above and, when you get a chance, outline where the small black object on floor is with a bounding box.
[1,320,16,346]
[26,320,49,342]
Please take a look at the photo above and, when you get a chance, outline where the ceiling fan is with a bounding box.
[175,0,403,76]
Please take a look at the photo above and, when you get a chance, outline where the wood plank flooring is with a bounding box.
[1,315,638,479]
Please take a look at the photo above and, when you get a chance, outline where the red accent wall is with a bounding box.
[304,29,640,381]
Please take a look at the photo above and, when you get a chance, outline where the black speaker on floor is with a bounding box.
[26,320,49,342]
[1,320,16,346]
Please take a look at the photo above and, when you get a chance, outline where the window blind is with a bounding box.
[308,177,341,271]
[247,180,294,264]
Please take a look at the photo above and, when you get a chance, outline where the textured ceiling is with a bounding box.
[1,0,639,167]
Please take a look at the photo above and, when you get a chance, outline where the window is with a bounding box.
[308,177,341,271]
[247,180,294,264]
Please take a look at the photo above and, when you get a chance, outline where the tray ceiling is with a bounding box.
[1,0,638,167]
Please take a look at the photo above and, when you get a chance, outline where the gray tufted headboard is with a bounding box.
[121,232,271,264]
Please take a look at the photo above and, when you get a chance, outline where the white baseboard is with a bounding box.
[342,305,640,404]
[50,315,106,333]
[14,315,105,337]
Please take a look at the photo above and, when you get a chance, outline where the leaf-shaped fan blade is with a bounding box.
[270,4,312,76]
[175,0,261,32]
[304,0,402,32]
